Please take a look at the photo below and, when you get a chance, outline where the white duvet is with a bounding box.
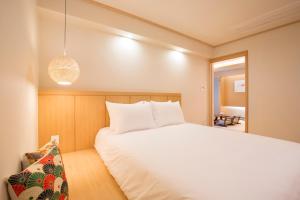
[95,123,300,200]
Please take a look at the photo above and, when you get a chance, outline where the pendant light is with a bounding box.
[48,0,80,85]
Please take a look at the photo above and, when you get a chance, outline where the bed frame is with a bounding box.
[38,90,181,153]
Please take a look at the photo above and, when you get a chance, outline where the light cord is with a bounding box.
[64,0,67,56]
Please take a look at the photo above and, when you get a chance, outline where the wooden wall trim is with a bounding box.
[39,90,181,97]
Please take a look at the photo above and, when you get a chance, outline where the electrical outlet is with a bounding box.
[51,135,60,145]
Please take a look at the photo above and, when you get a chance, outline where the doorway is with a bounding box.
[209,51,248,132]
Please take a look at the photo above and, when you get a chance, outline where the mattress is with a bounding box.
[95,123,300,200]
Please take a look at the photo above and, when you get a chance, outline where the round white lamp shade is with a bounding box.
[48,55,80,85]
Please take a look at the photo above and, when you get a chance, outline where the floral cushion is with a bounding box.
[7,146,68,200]
[21,142,56,170]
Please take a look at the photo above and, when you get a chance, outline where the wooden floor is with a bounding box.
[62,149,127,200]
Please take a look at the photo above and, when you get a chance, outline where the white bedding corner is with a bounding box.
[95,123,300,200]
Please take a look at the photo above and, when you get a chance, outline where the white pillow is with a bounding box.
[106,101,156,133]
[151,101,185,127]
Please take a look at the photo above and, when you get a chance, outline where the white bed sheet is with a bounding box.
[95,123,300,200]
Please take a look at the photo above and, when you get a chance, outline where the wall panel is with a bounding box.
[39,95,75,153]
[75,96,106,150]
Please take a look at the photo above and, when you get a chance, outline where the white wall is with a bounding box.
[0,0,38,199]
[214,22,300,142]
[38,9,209,124]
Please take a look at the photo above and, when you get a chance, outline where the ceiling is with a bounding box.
[94,0,300,46]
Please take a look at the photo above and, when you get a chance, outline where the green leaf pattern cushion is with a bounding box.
[7,146,68,200]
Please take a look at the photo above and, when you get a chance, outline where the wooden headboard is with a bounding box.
[38,90,181,153]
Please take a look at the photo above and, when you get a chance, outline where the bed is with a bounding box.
[95,123,300,200]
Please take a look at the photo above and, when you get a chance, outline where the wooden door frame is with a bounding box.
[209,51,249,132]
